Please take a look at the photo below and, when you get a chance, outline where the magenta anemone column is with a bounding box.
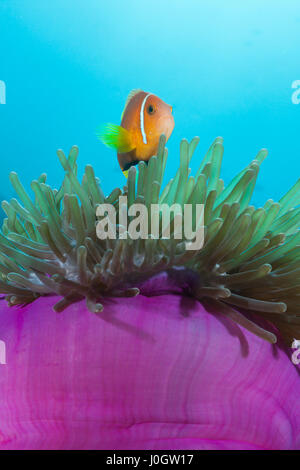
[0,293,299,450]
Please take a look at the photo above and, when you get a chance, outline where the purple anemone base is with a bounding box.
[0,293,299,450]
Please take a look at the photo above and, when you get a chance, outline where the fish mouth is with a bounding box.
[162,113,175,140]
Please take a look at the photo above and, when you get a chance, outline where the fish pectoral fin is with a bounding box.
[97,123,135,153]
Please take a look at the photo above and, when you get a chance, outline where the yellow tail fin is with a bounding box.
[97,124,135,153]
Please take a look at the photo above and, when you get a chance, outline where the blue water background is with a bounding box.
[0,0,299,209]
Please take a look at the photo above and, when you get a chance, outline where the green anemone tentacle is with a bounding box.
[0,135,299,346]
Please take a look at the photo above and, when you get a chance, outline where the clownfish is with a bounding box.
[98,89,175,176]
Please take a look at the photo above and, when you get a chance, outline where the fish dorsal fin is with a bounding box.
[121,89,143,120]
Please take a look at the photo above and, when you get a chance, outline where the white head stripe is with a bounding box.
[140,93,152,144]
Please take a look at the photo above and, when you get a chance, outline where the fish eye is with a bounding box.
[147,104,155,115]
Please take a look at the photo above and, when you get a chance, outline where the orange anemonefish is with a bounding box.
[98,89,175,177]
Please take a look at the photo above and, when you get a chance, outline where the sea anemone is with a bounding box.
[1,135,299,345]
[0,135,300,449]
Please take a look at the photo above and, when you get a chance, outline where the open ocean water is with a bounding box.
[0,0,299,209]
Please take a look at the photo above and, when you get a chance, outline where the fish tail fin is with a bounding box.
[97,123,135,153]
